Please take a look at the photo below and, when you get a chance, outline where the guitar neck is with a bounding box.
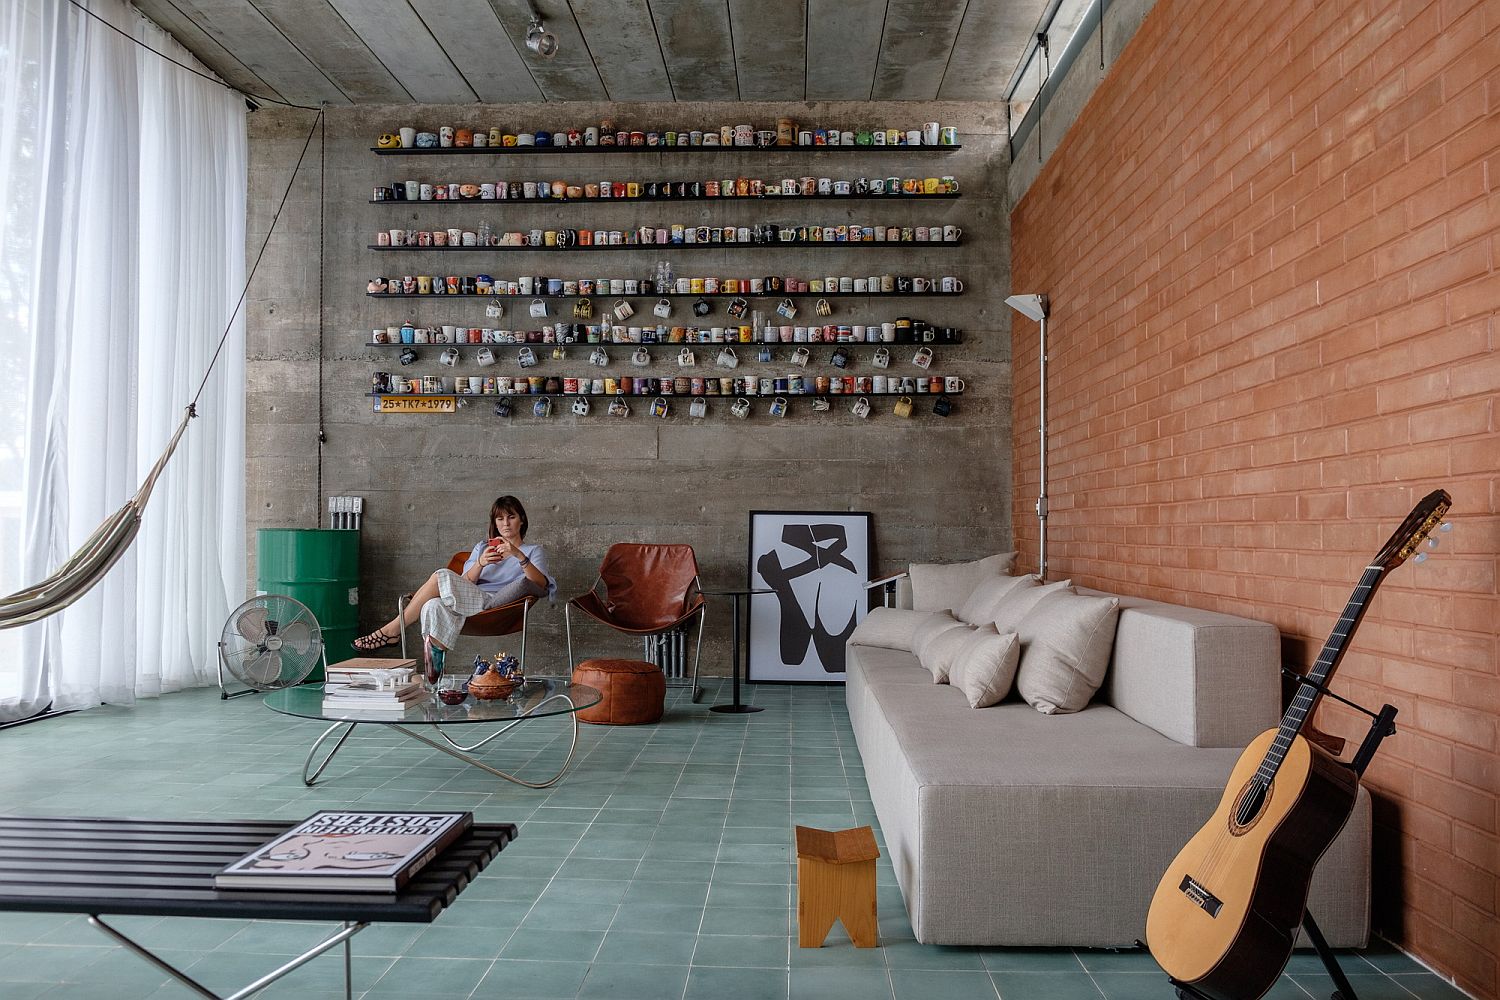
[1256,564,1386,782]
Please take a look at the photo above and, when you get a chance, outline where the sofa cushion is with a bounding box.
[949,627,1020,707]
[992,578,1072,633]
[918,622,976,684]
[1015,591,1121,714]
[956,574,1034,625]
[848,607,929,651]
[909,610,966,658]
[908,552,1017,612]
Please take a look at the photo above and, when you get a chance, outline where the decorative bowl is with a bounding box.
[468,671,518,700]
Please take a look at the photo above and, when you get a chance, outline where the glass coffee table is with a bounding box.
[265,679,601,790]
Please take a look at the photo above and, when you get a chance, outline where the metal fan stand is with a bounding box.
[218,596,329,699]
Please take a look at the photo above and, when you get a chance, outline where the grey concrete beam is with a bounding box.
[648,0,738,100]
[805,0,886,100]
[246,0,411,103]
[322,0,477,103]
[406,0,545,103]
[939,0,1046,101]
[570,0,674,101]
[870,0,968,100]
[483,0,610,100]
[726,0,806,100]
[164,0,350,105]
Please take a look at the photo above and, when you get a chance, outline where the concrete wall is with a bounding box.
[247,101,1012,675]
[1006,0,1155,206]
[1010,0,1499,992]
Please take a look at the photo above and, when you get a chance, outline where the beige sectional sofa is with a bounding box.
[846,578,1372,948]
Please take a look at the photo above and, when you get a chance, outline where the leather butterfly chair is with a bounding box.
[396,551,538,668]
[565,543,707,703]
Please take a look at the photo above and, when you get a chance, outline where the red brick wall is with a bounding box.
[1009,0,1499,994]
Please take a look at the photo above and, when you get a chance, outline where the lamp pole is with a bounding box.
[1004,294,1051,581]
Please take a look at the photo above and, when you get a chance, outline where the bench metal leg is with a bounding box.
[90,914,368,1000]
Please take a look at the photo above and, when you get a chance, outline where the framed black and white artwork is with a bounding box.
[746,510,874,684]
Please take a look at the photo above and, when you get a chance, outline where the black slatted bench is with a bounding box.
[0,816,515,1000]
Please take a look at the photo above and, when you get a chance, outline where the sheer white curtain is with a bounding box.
[0,0,246,721]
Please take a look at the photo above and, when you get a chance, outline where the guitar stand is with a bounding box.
[1151,685,1400,1000]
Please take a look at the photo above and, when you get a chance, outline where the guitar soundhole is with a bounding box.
[1230,778,1271,834]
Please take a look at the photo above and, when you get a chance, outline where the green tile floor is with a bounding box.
[0,682,1468,999]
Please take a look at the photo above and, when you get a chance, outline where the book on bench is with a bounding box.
[214,811,473,892]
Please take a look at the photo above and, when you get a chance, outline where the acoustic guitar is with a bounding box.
[1145,489,1452,1000]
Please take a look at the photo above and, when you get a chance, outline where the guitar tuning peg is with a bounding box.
[1414,552,1428,564]
[1426,536,1440,549]
[1439,521,1453,533]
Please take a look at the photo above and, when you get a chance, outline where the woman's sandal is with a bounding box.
[352,628,400,652]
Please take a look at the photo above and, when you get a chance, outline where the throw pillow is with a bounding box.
[908,610,966,658]
[847,607,930,650]
[957,574,1036,625]
[991,578,1073,634]
[907,552,1018,613]
[918,622,977,684]
[1014,591,1122,715]
[949,627,1021,708]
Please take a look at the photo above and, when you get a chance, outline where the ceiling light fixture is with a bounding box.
[525,12,558,58]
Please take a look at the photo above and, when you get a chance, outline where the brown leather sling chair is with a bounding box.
[564,543,707,703]
[396,551,538,668]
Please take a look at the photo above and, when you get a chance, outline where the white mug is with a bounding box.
[653,297,672,318]
[613,299,635,321]
[571,397,590,415]
[518,347,537,368]
[608,397,630,417]
[717,347,739,369]
[922,121,940,145]
[769,395,789,417]
[689,396,707,418]
[678,348,696,367]
[731,396,751,419]
[851,396,871,418]
[945,377,966,393]
[943,225,962,243]
[439,347,459,367]
[532,396,551,417]
[790,347,811,367]
[941,276,964,293]
[912,347,934,370]
[632,347,651,366]
[529,298,548,318]
[872,347,890,369]
[589,346,609,367]
[475,347,496,367]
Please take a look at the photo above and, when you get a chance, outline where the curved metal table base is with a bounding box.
[300,695,581,789]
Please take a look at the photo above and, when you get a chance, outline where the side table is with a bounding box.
[703,587,771,714]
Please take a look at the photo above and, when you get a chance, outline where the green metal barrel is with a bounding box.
[256,528,360,681]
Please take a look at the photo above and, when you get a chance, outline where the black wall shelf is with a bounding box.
[366,340,959,349]
[370,241,963,252]
[366,389,962,398]
[372,145,962,157]
[369,193,960,206]
[366,291,962,300]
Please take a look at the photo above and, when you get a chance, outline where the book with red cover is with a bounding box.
[214,811,472,892]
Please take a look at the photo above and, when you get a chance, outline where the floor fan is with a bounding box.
[218,595,325,699]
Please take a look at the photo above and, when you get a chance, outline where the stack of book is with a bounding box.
[322,657,424,714]
[214,810,473,892]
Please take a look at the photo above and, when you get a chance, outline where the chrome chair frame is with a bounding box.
[565,574,707,703]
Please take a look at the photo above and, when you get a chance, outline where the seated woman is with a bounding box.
[353,496,553,673]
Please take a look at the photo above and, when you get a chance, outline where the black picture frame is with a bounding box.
[745,510,874,684]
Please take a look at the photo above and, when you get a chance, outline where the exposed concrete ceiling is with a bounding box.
[132,0,1045,107]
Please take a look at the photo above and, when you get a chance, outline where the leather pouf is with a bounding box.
[572,658,666,725]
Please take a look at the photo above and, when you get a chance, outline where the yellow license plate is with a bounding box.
[374,395,456,413]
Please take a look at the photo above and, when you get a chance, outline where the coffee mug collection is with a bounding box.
[375,221,962,247]
[368,273,964,297]
[375,174,957,202]
[376,118,958,150]
[371,316,960,347]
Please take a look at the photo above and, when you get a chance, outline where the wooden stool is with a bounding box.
[795,824,880,948]
[571,658,666,725]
